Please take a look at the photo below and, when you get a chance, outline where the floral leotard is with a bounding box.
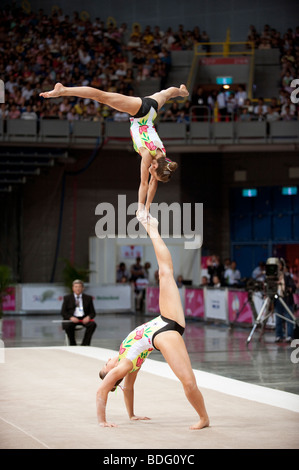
[130,98,166,157]
[118,315,185,372]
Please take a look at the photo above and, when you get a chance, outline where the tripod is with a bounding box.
[246,292,297,344]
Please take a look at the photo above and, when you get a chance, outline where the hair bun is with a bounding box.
[168,161,178,172]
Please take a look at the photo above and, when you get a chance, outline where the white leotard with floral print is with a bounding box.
[118,315,168,372]
[130,105,166,158]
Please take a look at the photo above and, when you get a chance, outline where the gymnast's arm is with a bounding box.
[138,155,151,210]
[96,360,132,427]
[145,175,158,213]
[123,370,150,421]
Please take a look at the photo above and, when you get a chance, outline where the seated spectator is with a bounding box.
[200,276,209,287]
[281,96,296,116]
[113,110,129,121]
[127,24,142,49]
[177,100,192,123]
[224,261,241,286]
[86,102,98,120]
[143,262,151,281]
[74,99,87,117]
[239,106,252,121]
[243,98,254,114]
[21,105,38,120]
[191,86,208,121]
[0,104,8,120]
[60,279,97,346]
[281,70,294,94]
[258,37,271,49]
[216,87,228,121]
[235,85,248,107]
[253,98,268,120]
[252,262,266,282]
[223,258,231,271]
[130,257,144,282]
[266,106,280,122]
[176,275,184,288]
[269,96,280,111]
[59,97,72,118]
[226,91,237,119]
[66,107,79,121]
[161,101,181,122]
[212,275,222,288]
[134,275,149,311]
[281,105,294,120]
[207,255,224,286]
[116,262,129,283]
[22,83,34,102]
[8,104,21,119]
[11,87,25,108]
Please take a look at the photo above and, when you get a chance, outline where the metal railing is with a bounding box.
[0,116,298,147]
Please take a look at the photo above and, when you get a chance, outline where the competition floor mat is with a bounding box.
[0,347,299,449]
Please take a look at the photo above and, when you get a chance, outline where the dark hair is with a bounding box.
[99,370,123,392]
[155,157,178,182]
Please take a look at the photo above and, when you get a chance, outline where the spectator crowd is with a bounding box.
[0,4,298,126]
[0,4,209,123]
[116,254,299,291]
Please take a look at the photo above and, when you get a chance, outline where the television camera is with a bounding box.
[246,257,298,344]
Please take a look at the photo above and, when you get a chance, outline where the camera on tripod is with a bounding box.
[246,257,299,344]
[264,257,281,297]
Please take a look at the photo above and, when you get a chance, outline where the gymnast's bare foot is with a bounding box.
[39,82,65,98]
[190,416,210,430]
[180,84,189,97]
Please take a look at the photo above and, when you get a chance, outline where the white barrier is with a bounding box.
[8,283,133,313]
[4,283,285,327]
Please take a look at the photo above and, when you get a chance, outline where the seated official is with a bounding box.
[61,279,97,346]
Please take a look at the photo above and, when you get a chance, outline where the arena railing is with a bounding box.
[0,116,298,147]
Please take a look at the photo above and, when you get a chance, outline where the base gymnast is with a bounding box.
[40,82,189,219]
[96,213,209,430]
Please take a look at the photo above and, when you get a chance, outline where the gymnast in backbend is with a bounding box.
[96,213,209,430]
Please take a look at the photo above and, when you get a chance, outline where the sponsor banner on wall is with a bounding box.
[21,285,67,311]
[204,288,228,322]
[200,57,249,65]
[87,285,132,311]
[3,287,16,312]
[228,290,253,324]
[146,286,185,314]
[146,286,160,313]
[119,245,143,260]
[184,288,205,318]
[21,284,132,312]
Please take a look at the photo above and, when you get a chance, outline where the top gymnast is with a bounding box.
[40,83,189,218]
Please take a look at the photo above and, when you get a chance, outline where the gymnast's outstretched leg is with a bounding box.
[40,83,189,116]
[40,83,142,115]
[138,216,210,430]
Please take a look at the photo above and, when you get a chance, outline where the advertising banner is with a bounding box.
[21,285,67,312]
[3,287,16,312]
[146,286,160,313]
[204,288,228,322]
[88,285,132,311]
[228,290,253,324]
[21,284,132,312]
[184,288,205,318]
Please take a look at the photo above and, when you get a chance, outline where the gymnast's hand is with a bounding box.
[130,415,151,421]
[39,82,65,98]
[99,421,118,428]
